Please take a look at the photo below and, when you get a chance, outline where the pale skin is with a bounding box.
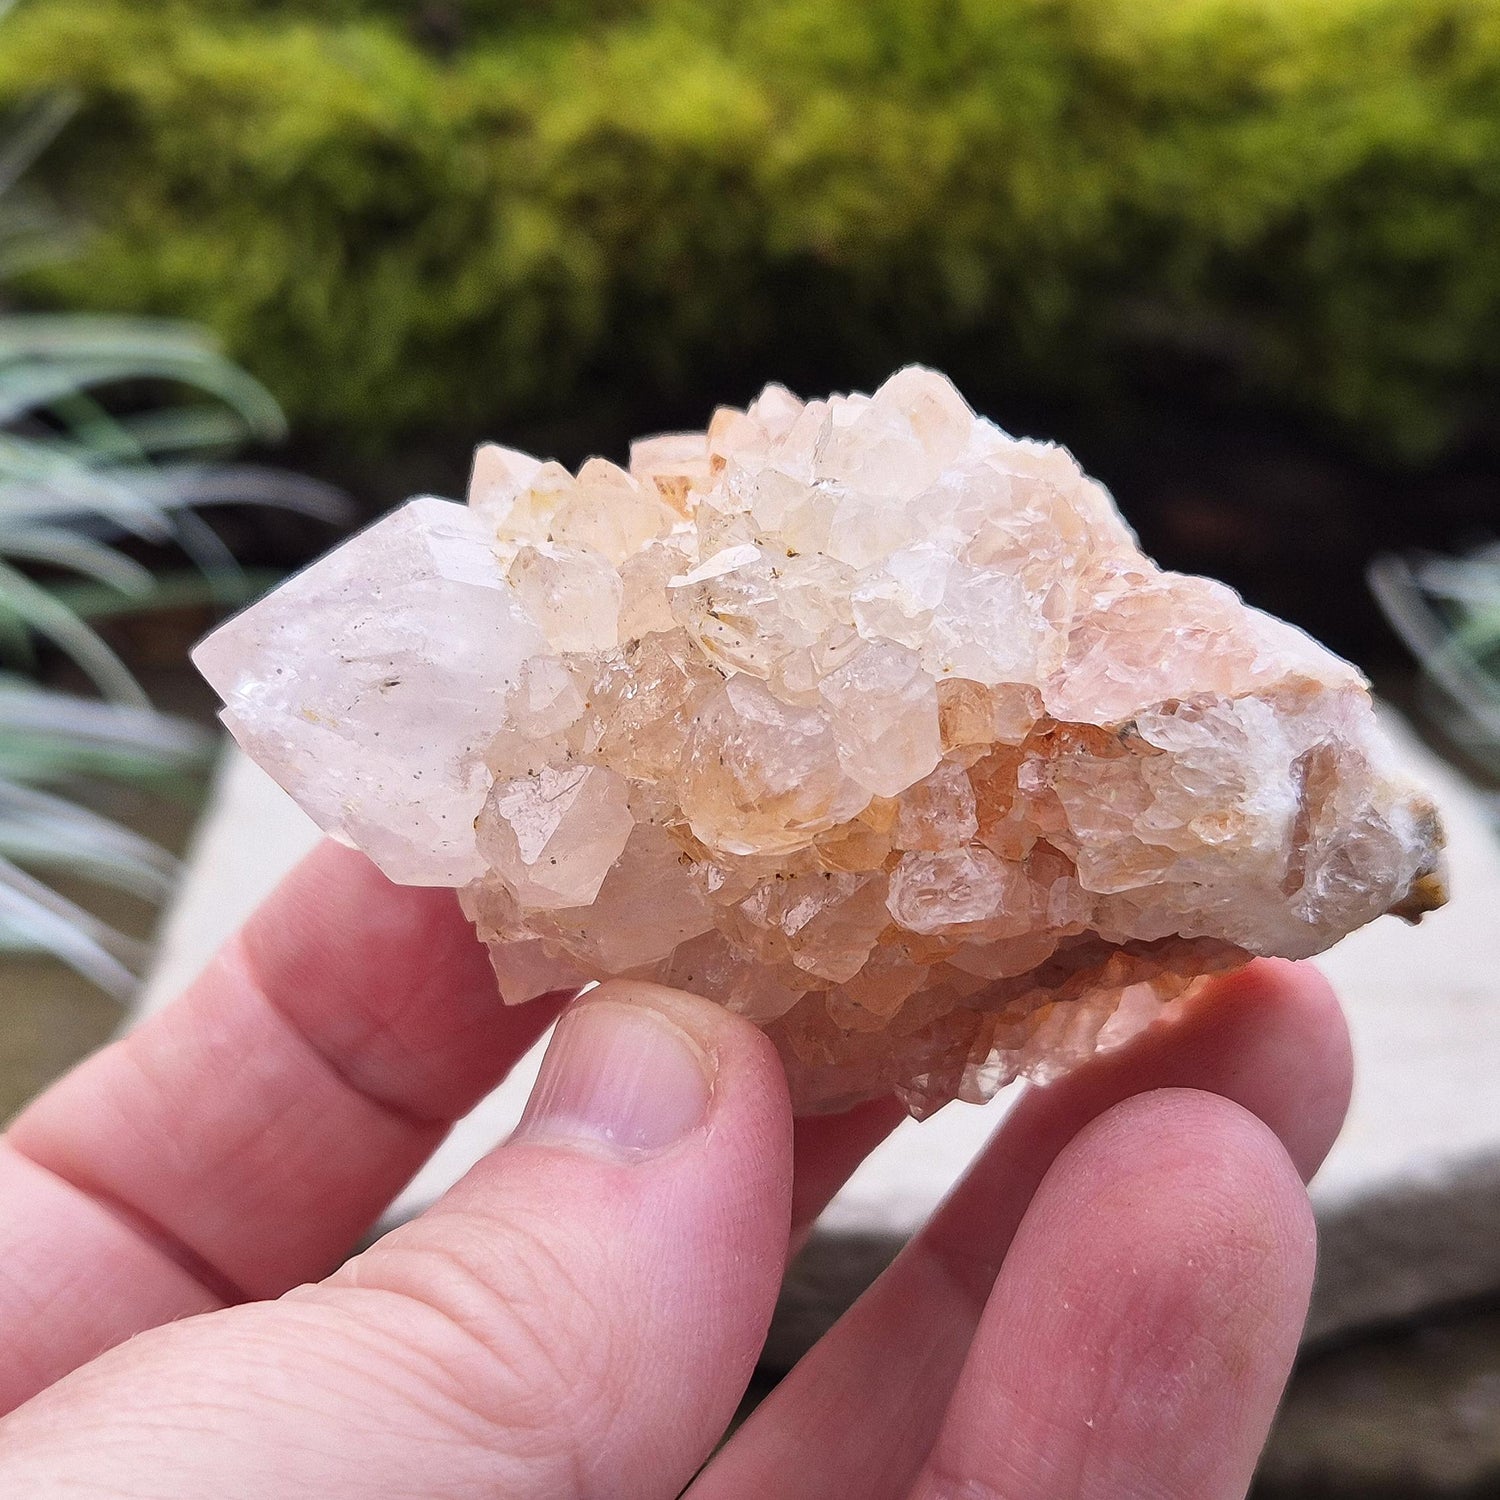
[0,841,1352,1498]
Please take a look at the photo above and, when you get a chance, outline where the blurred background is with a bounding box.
[1,1,1498,1493]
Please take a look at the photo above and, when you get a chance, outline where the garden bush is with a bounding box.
[3,0,1500,463]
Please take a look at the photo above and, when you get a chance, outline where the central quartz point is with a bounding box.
[195,368,1445,1115]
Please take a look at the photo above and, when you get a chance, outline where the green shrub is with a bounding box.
[4,0,1500,459]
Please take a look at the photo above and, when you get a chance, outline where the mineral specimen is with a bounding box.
[194,368,1446,1114]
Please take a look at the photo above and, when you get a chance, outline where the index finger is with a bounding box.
[0,840,566,1413]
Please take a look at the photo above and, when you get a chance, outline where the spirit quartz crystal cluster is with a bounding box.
[194,369,1446,1114]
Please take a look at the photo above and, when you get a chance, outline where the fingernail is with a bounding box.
[516,998,714,1156]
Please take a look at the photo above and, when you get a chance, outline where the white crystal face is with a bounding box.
[195,368,1446,1114]
[193,498,546,886]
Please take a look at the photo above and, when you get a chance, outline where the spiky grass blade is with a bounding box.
[1371,550,1500,780]
[0,780,178,899]
[0,684,214,783]
[0,87,347,999]
[0,853,147,998]
[0,559,146,703]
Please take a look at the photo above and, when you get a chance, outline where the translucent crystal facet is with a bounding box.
[193,497,546,886]
[194,369,1447,1115]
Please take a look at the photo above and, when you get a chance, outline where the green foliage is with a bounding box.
[0,292,342,994]
[4,0,1500,458]
[0,89,346,997]
[1373,544,1500,794]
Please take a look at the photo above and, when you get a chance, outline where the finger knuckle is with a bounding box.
[344,1207,629,1462]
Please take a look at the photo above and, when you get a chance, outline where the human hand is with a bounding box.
[0,841,1350,1498]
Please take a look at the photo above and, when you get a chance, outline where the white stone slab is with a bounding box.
[137,749,324,1009]
[137,711,1500,1351]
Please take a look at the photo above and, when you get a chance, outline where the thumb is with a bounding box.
[0,985,794,1500]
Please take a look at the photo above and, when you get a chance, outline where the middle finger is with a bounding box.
[690,958,1351,1500]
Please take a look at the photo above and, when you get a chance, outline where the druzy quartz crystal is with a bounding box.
[194,369,1446,1114]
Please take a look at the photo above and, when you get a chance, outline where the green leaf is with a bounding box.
[0,316,286,439]
[0,525,154,593]
[48,565,281,622]
[0,853,146,1000]
[0,558,147,704]
[0,683,214,769]
[0,92,73,198]
[0,781,179,900]
[0,81,345,1001]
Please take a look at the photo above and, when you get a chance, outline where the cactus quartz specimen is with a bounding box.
[195,369,1445,1114]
